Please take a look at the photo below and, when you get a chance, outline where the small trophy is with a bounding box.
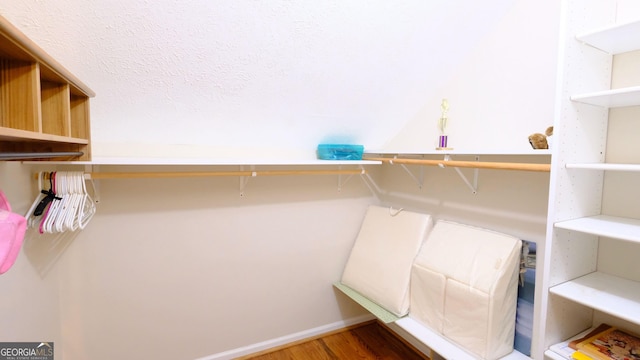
[436,98,452,150]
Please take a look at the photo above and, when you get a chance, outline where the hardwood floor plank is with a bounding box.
[351,322,428,360]
[287,340,336,360]
[239,321,429,360]
[320,331,374,359]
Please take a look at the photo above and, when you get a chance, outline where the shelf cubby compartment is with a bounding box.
[549,272,640,325]
[40,80,71,137]
[576,19,640,55]
[70,93,90,139]
[0,58,39,133]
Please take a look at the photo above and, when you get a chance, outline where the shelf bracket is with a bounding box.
[239,165,256,197]
[442,155,478,194]
[360,171,383,201]
[390,156,425,189]
[84,165,101,203]
[336,166,367,192]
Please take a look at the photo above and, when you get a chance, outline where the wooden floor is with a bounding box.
[237,320,429,360]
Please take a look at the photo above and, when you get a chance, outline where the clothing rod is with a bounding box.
[364,157,551,172]
[1,151,84,160]
[37,169,367,180]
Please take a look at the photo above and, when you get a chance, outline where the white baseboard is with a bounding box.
[194,314,375,360]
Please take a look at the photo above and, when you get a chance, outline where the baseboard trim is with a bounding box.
[194,314,375,360]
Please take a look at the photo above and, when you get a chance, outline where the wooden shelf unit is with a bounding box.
[0,14,93,161]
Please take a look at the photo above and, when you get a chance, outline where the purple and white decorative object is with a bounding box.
[436,98,453,150]
[438,135,448,148]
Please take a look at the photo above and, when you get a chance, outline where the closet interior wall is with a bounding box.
[374,155,550,244]
[41,165,379,360]
[0,162,63,344]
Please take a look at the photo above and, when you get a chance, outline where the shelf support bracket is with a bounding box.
[443,155,478,194]
[360,170,382,201]
[239,165,256,197]
[390,156,425,189]
[337,167,367,192]
[85,165,101,203]
[337,166,351,192]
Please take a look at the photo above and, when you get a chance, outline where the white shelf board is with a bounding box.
[570,85,640,108]
[549,272,640,325]
[554,215,640,243]
[544,350,568,360]
[576,19,640,54]
[566,163,640,171]
[24,157,381,166]
[395,317,530,360]
[545,326,601,360]
[365,150,552,156]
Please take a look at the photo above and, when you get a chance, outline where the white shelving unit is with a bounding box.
[542,2,640,359]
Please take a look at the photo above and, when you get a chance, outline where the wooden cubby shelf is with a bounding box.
[0,14,94,161]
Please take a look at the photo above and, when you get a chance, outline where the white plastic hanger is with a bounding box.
[25,171,46,228]
[77,172,96,230]
[42,172,63,234]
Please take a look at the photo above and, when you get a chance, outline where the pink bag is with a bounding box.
[0,190,26,274]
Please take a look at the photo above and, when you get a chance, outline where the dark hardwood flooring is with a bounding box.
[237,320,429,360]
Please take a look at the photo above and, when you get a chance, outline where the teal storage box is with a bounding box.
[317,144,364,160]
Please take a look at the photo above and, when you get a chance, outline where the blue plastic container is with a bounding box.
[317,144,364,160]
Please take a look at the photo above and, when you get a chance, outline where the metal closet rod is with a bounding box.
[38,168,367,180]
[0,151,84,160]
[364,156,551,172]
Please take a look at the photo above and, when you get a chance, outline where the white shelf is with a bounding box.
[554,215,640,243]
[544,350,568,360]
[24,157,381,166]
[549,272,640,325]
[544,326,601,360]
[566,163,640,171]
[365,150,552,156]
[395,317,530,360]
[576,19,640,54]
[570,85,640,108]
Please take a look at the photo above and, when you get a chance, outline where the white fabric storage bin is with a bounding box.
[341,205,433,317]
[410,220,521,360]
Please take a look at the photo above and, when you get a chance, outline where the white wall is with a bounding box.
[0,163,63,345]
[375,155,550,243]
[382,0,561,153]
[36,168,374,360]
